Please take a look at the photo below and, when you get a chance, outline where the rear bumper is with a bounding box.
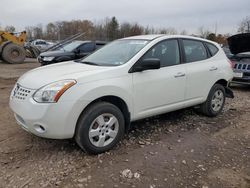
[231,77,250,85]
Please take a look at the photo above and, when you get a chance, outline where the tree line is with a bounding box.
[23,17,179,42]
[1,16,250,45]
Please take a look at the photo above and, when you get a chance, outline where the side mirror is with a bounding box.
[131,58,160,72]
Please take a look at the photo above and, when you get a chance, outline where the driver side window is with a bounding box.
[142,40,180,67]
[79,43,95,53]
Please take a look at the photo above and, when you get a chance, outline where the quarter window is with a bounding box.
[142,40,180,67]
[183,40,208,62]
[206,42,219,56]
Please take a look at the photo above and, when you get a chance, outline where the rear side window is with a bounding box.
[206,42,219,56]
[183,39,208,63]
[142,39,180,67]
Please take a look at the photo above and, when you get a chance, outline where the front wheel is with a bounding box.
[75,102,125,154]
[199,84,226,117]
[2,43,26,64]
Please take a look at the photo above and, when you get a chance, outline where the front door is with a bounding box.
[132,39,186,120]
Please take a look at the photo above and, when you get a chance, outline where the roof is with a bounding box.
[121,35,164,41]
[120,34,219,45]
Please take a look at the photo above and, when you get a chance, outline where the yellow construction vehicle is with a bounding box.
[0,30,26,63]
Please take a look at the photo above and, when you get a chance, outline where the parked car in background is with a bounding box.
[38,40,107,65]
[9,35,233,154]
[30,39,54,51]
[226,33,250,85]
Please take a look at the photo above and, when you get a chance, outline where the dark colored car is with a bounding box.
[38,40,106,65]
[226,33,250,85]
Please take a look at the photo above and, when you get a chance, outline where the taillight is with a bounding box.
[227,59,234,69]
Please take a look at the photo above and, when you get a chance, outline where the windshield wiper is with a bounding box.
[80,61,99,66]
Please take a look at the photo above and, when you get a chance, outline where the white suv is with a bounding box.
[9,35,234,154]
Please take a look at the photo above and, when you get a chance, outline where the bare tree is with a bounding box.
[25,26,34,40]
[20,17,239,43]
[129,23,144,36]
[198,26,210,38]
[119,22,132,37]
[180,29,188,35]
[4,25,16,33]
[46,23,58,40]
[33,24,43,39]
[238,16,250,33]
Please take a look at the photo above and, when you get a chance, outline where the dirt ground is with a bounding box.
[0,60,249,188]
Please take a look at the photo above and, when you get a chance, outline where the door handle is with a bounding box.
[209,67,218,71]
[174,72,186,78]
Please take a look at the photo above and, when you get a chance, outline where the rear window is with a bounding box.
[183,39,208,62]
[206,42,219,56]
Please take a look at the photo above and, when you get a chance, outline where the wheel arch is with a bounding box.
[214,79,228,87]
[214,79,234,98]
[204,79,233,100]
[75,95,131,134]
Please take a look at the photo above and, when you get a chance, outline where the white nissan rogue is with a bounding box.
[9,35,234,154]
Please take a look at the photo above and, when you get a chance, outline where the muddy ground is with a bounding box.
[0,60,249,188]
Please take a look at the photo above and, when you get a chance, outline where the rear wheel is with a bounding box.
[199,84,225,117]
[75,102,125,154]
[2,43,26,64]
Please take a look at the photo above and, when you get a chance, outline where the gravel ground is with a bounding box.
[0,61,249,188]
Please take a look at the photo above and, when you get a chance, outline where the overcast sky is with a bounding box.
[1,0,249,34]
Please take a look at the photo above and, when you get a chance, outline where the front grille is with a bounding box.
[12,84,32,100]
[244,72,250,77]
[234,63,250,71]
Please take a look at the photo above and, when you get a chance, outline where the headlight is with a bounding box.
[33,80,76,103]
[43,56,55,61]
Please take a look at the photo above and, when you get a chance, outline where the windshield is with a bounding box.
[57,41,83,52]
[80,39,149,66]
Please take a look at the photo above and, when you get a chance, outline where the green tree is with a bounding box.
[107,17,119,40]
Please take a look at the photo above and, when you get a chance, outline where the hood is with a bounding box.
[227,33,250,54]
[39,50,74,57]
[18,61,109,89]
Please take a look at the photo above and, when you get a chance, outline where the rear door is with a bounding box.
[132,39,186,119]
[181,39,217,105]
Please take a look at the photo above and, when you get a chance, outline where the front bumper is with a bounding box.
[231,65,250,85]
[37,56,55,66]
[9,84,88,139]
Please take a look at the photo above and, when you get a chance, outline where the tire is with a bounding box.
[2,43,26,64]
[199,84,226,117]
[75,102,125,154]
